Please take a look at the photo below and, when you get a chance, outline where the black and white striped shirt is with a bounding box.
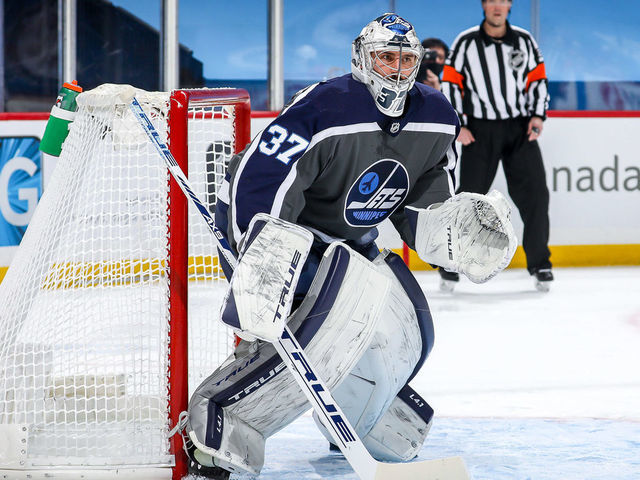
[441,21,549,126]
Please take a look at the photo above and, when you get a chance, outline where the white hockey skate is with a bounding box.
[183,435,231,480]
[439,268,460,292]
[533,268,554,292]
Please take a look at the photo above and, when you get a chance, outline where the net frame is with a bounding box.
[0,86,250,480]
[167,89,249,479]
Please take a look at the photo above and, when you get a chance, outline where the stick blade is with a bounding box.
[374,456,469,480]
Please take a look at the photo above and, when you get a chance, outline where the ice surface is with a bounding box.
[189,266,640,479]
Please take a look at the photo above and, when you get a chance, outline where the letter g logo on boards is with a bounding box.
[0,137,42,246]
[344,159,409,227]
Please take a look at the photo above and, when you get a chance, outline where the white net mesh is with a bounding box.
[0,85,238,471]
[186,101,236,390]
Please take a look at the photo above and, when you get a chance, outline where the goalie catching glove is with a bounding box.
[406,190,517,283]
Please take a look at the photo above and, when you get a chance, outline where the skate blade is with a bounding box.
[440,279,457,292]
[194,449,216,467]
[535,280,551,292]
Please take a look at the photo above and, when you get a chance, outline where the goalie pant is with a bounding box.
[186,244,435,476]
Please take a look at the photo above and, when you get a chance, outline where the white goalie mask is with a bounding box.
[351,14,424,117]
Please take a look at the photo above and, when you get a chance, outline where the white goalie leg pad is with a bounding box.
[406,189,518,283]
[220,213,314,342]
[187,242,391,475]
[313,250,425,458]
[362,385,434,462]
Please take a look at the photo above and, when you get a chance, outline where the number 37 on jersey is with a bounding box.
[258,124,310,165]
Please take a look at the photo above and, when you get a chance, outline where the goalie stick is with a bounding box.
[130,97,469,480]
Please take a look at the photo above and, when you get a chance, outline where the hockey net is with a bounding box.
[0,85,250,478]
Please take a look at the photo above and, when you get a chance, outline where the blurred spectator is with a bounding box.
[416,38,448,90]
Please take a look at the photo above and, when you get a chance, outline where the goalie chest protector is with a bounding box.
[223,74,459,250]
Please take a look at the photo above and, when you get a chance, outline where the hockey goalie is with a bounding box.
[181,13,516,479]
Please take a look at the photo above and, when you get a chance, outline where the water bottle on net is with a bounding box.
[39,80,83,157]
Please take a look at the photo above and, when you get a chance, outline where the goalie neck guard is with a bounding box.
[351,13,424,117]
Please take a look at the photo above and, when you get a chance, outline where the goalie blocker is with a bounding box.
[219,213,314,343]
[186,216,436,475]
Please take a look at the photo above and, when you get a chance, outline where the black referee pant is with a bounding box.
[457,117,552,274]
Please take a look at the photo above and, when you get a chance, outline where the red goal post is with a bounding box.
[167,88,250,479]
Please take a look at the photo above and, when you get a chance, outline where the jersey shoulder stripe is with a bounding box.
[404,122,457,136]
[410,84,461,129]
[280,82,320,117]
[451,25,481,47]
[307,122,381,151]
[280,74,384,133]
[510,24,535,39]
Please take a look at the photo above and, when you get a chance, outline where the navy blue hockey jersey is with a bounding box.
[216,74,460,253]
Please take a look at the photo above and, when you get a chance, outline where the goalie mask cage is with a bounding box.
[0,85,250,479]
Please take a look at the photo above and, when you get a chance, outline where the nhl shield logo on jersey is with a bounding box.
[508,49,526,70]
[344,159,409,227]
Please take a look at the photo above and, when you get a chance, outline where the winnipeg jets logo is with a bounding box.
[344,159,409,227]
[379,14,412,35]
[509,49,525,70]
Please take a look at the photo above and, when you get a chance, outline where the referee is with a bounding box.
[441,0,553,291]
